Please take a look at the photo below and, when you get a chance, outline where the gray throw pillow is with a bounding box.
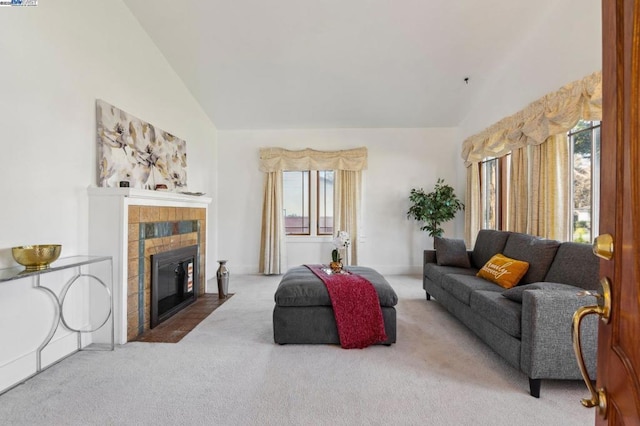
[501,282,583,303]
[435,237,471,268]
[502,233,560,284]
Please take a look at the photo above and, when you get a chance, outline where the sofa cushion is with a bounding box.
[502,282,585,303]
[441,273,503,306]
[471,230,510,269]
[502,233,560,284]
[477,254,529,289]
[424,263,478,287]
[544,242,600,291]
[470,290,522,338]
[434,237,471,268]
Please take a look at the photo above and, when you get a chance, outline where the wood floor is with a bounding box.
[134,293,233,343]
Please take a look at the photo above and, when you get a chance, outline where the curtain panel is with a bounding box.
[259,171,286,275]
[464,163,482,248]
[334,170,362,265]
[507,147,529,234]
[461,71,602,166]
[527,134,570,241]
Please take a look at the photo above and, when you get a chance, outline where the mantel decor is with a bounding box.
[96,99,187,190]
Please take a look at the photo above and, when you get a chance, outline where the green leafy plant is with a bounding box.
[407,178,464,238]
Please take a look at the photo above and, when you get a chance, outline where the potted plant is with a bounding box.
[407,178,464,241]
[330,231,350,272]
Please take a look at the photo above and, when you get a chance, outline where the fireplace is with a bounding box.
[88,189,211,344]
[150,245,198,328]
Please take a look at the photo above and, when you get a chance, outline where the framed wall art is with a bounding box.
[96,99,187,190]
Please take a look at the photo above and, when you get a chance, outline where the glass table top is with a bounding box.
[0,255,112,283]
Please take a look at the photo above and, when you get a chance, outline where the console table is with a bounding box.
[0,255,114,394]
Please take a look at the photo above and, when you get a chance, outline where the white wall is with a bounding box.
[0,0,217,393]
[459,0,602,140]
[217,128,463,276]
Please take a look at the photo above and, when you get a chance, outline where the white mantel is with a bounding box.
[87,187,212,205]
[88,187,212,344]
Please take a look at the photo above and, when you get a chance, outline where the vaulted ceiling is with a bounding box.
[123,0,560,130]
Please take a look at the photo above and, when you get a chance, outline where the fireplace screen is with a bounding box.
[150,245,198,328]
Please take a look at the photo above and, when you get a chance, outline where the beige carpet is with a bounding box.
[0,274,592,425]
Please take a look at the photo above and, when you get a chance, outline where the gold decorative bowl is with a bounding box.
[12,244,62,271]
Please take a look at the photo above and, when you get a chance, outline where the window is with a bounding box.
[317,170,334,235]
[481,158,499,229]
[283,171,310,234]
[569,120,601,243]
[480,155,510,230]
[283,170,334,236]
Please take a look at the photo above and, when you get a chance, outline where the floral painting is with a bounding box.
[96,100,187,190]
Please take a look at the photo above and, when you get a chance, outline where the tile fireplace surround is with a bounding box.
[88,188,212,344]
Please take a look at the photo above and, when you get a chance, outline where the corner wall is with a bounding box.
[0,0,217,393]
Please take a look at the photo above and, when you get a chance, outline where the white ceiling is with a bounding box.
[123,0,558,130]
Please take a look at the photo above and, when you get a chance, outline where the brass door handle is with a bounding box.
[572,277,610,417]
[592,233,614,260]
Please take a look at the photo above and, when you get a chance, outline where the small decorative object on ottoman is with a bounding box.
[273,265,398,347]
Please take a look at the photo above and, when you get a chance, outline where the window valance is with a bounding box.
[461,71,602,165]
[259,147,368,172]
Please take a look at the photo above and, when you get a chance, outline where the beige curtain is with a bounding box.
[258,147,367,274]
[462,71,602,165]
[527,134,570,240]
[334,170,361,265]
[259,171,286,275]
[507,147,529,233]
[464,163,482,248]
[463,72,596,242]
[259,147,368,172]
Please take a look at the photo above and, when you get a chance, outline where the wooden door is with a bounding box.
[596,0,640,424]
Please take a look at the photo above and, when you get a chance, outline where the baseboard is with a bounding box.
[0,351,36,395]
[370,265,422,276]
[205,265,422,279]
[0,331,81,395]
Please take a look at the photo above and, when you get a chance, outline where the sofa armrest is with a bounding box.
[423,249,473,265]
[424,250,437,265]
[520,290,598,380]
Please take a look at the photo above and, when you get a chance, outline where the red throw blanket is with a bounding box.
[305,264,387,349]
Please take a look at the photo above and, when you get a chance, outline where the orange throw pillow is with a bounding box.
[477,253,530,289]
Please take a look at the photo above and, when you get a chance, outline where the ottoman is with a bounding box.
[273,265,398,345]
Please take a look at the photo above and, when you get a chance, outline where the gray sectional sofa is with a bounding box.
[423,229,600,397]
